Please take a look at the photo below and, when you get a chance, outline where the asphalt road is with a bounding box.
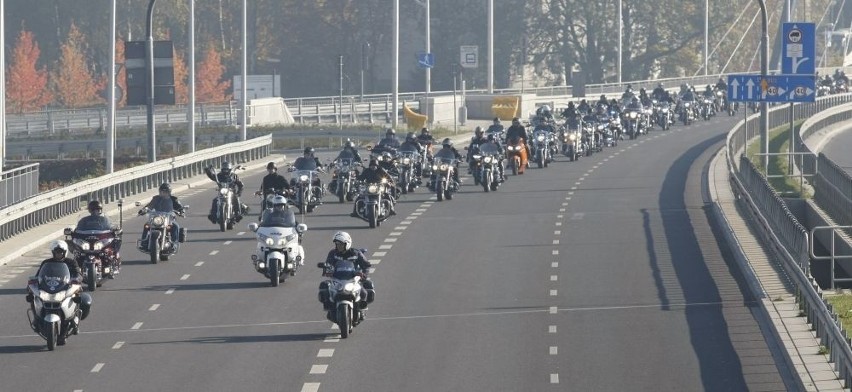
[0,117,791,391]
[821,127,852,172]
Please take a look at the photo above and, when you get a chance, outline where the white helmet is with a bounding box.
[49,240,69,256]
[332,231,352,251]
[271,195,287,210]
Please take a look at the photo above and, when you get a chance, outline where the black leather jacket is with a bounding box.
[324,248,371,273]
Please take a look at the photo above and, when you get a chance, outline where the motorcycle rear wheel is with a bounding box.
[86,268,97,292]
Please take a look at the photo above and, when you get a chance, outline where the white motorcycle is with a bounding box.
[26,263,92,350]
[248,218,308,287]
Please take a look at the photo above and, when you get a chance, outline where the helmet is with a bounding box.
[159,183,172,193]
[368,158,378,167]
[221,161,232,173]
[386,128,396,137]
[486,134,495,142]
[271,195,287,211]
[600,94,607,100]
[639,87,646,93]
[658,82,664,88]
[304,147,315,156]
[420,127,429,135]
[706,85,712,90]
[266,162,277,171]
[442,138,452,148]
[344,140,355,149]
[475,126,484,135]
[493,117,500,123]
[50,240,69,256]
[333,231,352,251]
[511,117,520,125]
[406,132,416,142]
[88,200,103,215]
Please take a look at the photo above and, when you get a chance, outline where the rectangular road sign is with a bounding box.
[460,45,478,68]
[417,52,434,69]
[727,74,816,103]
[782,22,815,75]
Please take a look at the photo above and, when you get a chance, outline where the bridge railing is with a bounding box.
[725,93,852,386]
[0,135,272,242]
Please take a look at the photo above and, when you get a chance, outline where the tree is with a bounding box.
[52,23,104,108]
[173,48,189,104]
[196,41,231,102]
[6,28,52,112]
[116,38,127,107]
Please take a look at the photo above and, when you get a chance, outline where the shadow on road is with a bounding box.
[0,344,46,354]
[134,333,332,346]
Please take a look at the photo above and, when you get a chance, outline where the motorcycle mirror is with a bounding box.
[63,228,73,236]
[134,201,142,206]
[247,223,259,232]
[296,223,308,233]
[114,228,123,236]
[366,145,373,151]
[183,205,191,210]
[316,262,326,269]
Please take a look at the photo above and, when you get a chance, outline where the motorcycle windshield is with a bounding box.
[291,170,317,181]
[479,143,500,155]
[75,215,113,232]
[260,210,297,228]
[434,149,457,162]
[332,263,358,280]
[337,150,356,161]
[38,262,71,292]
[398,145,419,155]
[294,160,319,171]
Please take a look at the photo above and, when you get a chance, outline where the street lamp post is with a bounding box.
[188,0,196,153]
[361,42,369,100]
[757,0,769,173]
[0,0,5,167]
[392,0,399,129]
[240,0,247,141]
[107,0,116,172]
[617,0,622,84]
[705,0,709,76]
[145,0,157,163]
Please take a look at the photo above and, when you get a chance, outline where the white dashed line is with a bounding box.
[317,348,335,358]
[561,202,568,206]
[405,216,418,220]
[209,250,219,256]
[550,275,558,281]
[379,245,393,250]
[224,241,233,245]
[552,262,558,268]
[571,213,585,220]
[370,259,382,265]
[587,169,594,173]
[549,325,557,333]
[368,268,376,274]
[301,383,321,392]
[389,232,403,236]
[373,252,387,257]
[549,306,558,314]
[415,208,428,212]
[112,341,125,350]
[556,215,563,219]
[195,261,204,267]
[550,346,558,355]
[323,336,340,343]
[567,192,574,195]
[91,363,105,373]
[555,222,562,226]
[165,288,176,295]
[394,226,408,231]
[410,212,423,216]
[237,232,246,236]
[551,374,560,384]
[550,290,558,296]
[148,304,160,311]
[552,240,560,245]
[574,182,581,185]
[554,230,561,235]
[400,221,412,225]
[131,322,143,330]
[180,274,191,280]
[310,364,328,374]
[552,250,559,255]
[384,238,398,243]
[570,186,577,190]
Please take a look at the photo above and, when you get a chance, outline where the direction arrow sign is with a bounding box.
[782,22,815,75]
[727,74,816,103]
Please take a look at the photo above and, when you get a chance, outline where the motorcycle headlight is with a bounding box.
[537,135,545,141]
[219,188,229,196]
[402,158,411,165]
[472,154,482,161]
[661,108,668,112]
[299,174,309,182]
[629,112,638,119]
[152,216,166,227]
[76,239,90,251]
[93,242,104,251]
[265,238,275,246]
[484,156,493,163]
[367,184,379,194]
[343,283,357,293]
[432,165,438,170]
[684,103,691,107]
[277,239,288,247]
[569,134,577,141]
[439,164,449,171]
[257,262,266,269]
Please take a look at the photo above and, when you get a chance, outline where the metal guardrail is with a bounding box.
[0,163,38,208]
[725,94,852,386]
[0,135,272,242]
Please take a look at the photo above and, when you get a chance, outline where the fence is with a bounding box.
[0,163,38,208]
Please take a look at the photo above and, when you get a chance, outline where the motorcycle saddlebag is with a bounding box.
[80,293,93,320]
[179,228,187,243]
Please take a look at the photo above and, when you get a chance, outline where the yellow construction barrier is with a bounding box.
[403,103,428,130]
[492,96,519,120]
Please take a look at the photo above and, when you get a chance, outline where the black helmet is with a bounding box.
[639,87,646,93]
[304,147,315,156]
[486,134,495,142]
[159,183,172,193]
[420,127,429,135]
[266,162,277,170]
[344,140,355,149]
[406,132,416,142]
[368,158,378,167]
[658,82,664,88]
[475,126,484,135]
[441,138,452,148]
[600,94,607,100]
[493,117,500,123]
[511,117,520,124]
[386,128,396,137]
[221,161,232,173]
[87,200,103,215]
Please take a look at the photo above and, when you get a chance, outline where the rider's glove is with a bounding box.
[137,210,145,216]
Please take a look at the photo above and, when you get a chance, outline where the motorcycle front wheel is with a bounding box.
[46,320,58,351]
[149,231,160,264]
[86,267,97,292]
[269,258,280,287]
[337,303,352,338]
[219,206,227,232]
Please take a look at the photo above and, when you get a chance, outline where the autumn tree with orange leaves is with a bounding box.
[52,23,104,108]
[196,41,231,103]
[115,38,127,107]
[6,28,52,112]
[173,48,188,104]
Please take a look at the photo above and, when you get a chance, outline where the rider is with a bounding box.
[36,240,82,279]
[486,117,504,135]
[506,117,531,160]
[703,85,715,99]
[399,132,425,179]
[74,200,122,272]
[319,232,374,318]
[434,138,463,185]
[377,128,401,150]
[621,84,635,102]
[577,99,591,114]
[715,78,727,92]
[535,105,554,123]
[596,94,609,108]
[260,195,298,228]
[467,127,489,173]
[338,140,364,163]
[257,162,291,209]
[652,83,666,101]
[205,161,248,224]
[139,183,186,246]
[291,147,326,201]
[352,158,397,217]
[483,133,506,182]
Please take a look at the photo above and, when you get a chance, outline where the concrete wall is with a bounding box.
[248,97,295,126]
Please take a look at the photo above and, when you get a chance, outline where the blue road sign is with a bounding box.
[782,22,815,75]
[727,74,816,103]
[417,52,434,69]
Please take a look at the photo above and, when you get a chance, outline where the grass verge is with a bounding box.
[745,119,811,198]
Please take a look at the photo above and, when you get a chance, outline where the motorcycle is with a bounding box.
[135,202,188,264]
[317,260,374,339]
[26,263,92,350]
[353,178,394,228]
[328,158,360,203]
[431,155,459,201]
[471,143,502,192]
[700,98,714,120]
[623,109,642,139]
[505,137,528,175]
[562,128,584,161]
[248,219,307,286]
[655,102,673,130]
[288,168,323,214]
[64,225,121,292]
[681,101,695,125]
[532,128,552,168]
[396,150,420,193]
[213,180,239,231]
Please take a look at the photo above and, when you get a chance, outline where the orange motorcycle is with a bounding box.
[505,136,528,175]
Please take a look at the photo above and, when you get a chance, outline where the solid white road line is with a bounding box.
[112,341,125,350]
[131,322,143,330]
[148,304,160,311]
[317,348,335,358]
[300,383,321,392]
[91,363,104,373]
[310,364,328,374]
